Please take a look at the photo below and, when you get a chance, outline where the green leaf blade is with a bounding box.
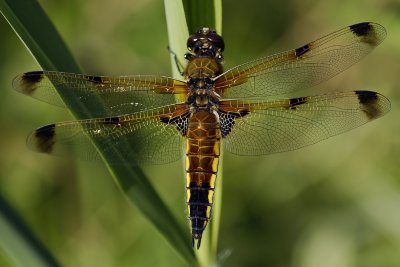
[0,194,61,267]
[0,0,80,73]
[174,0,223,266]
[183,0,222,34]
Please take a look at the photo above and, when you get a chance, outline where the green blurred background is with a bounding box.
[0,0,399,266]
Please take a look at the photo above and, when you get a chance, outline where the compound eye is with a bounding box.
[187,35,199,51]
[212,35,225,52]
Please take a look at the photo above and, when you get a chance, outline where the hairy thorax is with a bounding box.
[185,57,223,110]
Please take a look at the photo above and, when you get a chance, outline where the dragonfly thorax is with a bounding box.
[187,77,220,108]
[187,77,214,90]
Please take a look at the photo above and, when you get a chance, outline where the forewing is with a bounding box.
[220,91,390,155]
[215,22,386,99]
[26,103,189,165]
[13,71,188,117]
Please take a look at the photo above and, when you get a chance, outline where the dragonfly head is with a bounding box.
[186,28,224,61]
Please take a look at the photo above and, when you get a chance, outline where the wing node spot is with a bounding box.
[295,44,310,57]
[85,75,103,83]
[289,96,308,110]
[103,116,121,125]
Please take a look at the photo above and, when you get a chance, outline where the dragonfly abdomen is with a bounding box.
[185,110,221,249]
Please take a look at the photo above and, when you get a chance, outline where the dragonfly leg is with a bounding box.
[167,46,185,75]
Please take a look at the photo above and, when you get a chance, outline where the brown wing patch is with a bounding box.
[159,104,190,136]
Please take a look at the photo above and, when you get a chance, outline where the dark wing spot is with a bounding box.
[238,109,250,116]
[355,90,382,120]
[295,44,310,57]
[349,22,381,46]
[289,96,308,110]
[103,116,120,125]
[19,71,45,95]
[34,124,56,153]
[85,75,103,83]
[350,22,372,37]
[159,117,170,123]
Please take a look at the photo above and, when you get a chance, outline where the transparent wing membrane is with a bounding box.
[17,22,390,162]
[220,90,390,155]
[27,104,188,165]
[215,22,386,99]
[13,71,187,117]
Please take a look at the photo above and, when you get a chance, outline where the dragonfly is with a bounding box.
[13,22,390,249]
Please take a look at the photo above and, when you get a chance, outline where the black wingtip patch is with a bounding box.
[19,71,45,95]
[295,44,310,57]
[349,22,381,46]
[34,124,56,153]
[355,90,382,120]
[350,22,372,37]
[289,96,308,110]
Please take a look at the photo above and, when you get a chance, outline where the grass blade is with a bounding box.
[164,0,189,80]
[0,0,195,264]
[0,194,61,267]
[182,0,222,34]
[0,0,79,73]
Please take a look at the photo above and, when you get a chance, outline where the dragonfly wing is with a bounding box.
[215,22,386,99]
[27,103,189,165]
[220,90,390,155]
[13,71,188,117]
